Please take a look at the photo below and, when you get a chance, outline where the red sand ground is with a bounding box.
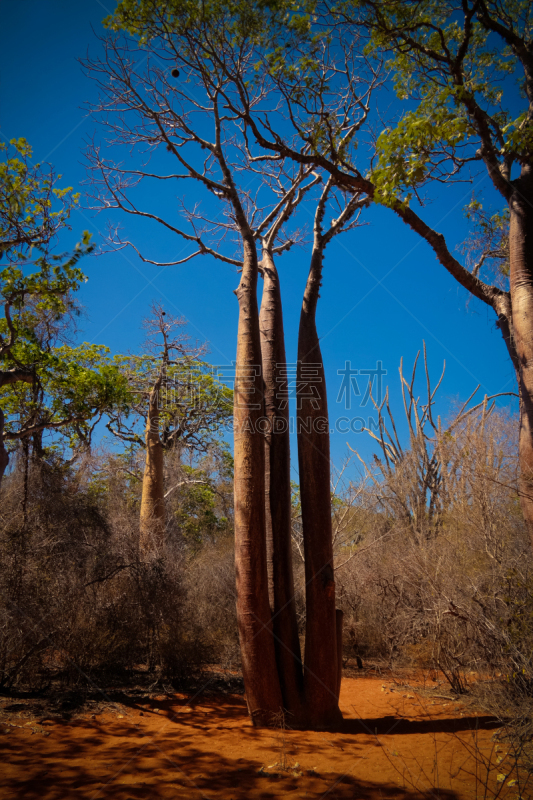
[0,676,523,799]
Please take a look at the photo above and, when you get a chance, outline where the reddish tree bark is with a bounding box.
[139,381,166,553]
[234,240,284,727]
[509,165,533,545]
[294,180,366,726]
[235,14,533,541]
[297,242,342,728]
[259,248,305,722]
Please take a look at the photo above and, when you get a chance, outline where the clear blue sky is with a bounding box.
[0,0,518,476]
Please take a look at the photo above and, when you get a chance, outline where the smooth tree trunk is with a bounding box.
[0,410,9,490]
[139,382,166,552]
[234,240,284,727]
[259,249,304,722]
[297,246,342,728]
[509,164,533,547]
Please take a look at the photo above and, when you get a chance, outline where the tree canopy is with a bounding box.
[0,139,130,478]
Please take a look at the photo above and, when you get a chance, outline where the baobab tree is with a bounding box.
[338,0,533,539]
[107,302,231,552]
[87,8,370,726]
[84,29,308,724]
[297,175,367,725]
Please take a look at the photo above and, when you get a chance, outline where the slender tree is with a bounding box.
[107,303,230,551]
[297,176,366,725]
[256,169,321,720]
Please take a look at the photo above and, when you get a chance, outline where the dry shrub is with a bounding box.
[0,449,219,693]
[186,537,241,671]
[335,350,532,778]
[335,353,530,675]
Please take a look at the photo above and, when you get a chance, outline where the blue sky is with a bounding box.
[0,0,518,477]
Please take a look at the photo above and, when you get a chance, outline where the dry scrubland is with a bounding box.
[1,399,532,796]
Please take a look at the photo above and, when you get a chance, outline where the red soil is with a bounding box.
[0,676,519,799]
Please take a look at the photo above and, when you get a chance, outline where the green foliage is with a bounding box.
[371,107,472,206]
[0,139,129,453]
[174,464,231,546]
[107,0,278,51]
[110,354,232,451]
[359,0,532,202]
[0,138,81,262]
[1,342,130,449]
[104,0,322,93]
[1,139,92,359]
[104,0,533,208]
[105,0,311,46]
[1,138,91,358]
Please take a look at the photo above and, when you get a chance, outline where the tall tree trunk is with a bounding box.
[234,241,284,727]
[297,247,342,728]
[259,249,304,723]
[0,410,9,491]
[139,383,165,552]
[509,164,533,547]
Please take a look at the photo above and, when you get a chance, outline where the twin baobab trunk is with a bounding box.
[236,240,342,729]
[139,381,166,552]
[259,249,304,722]
[297,245,343,727]
[509,164,533,547]
[234,240,284,726]
[232,182,350,725]
[233,191,347,726]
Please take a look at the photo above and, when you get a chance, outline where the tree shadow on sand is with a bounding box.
[0,690,497,800]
